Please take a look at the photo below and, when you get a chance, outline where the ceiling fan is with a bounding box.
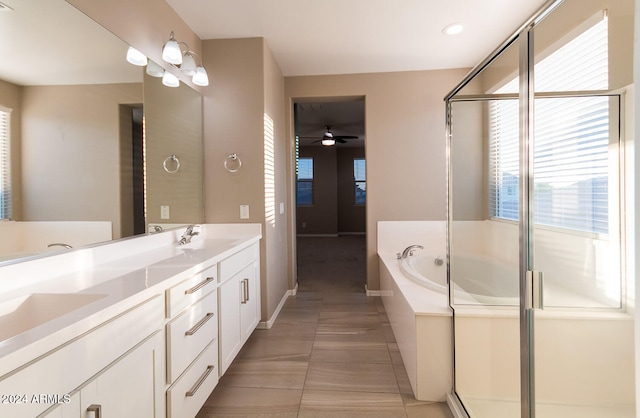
[303,125,358,146]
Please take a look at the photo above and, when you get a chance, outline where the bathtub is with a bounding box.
[400,253,519,305]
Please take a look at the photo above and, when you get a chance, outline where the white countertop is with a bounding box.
[0,224,261,376]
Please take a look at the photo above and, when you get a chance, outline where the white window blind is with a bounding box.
[0,108,10,220]
[489,17,609,234]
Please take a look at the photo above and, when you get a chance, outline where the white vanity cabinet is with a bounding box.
[4,296,165,418]
[165,263,219,418]
[218,243,260,375]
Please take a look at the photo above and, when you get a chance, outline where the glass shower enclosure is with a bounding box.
[445,0,635,417]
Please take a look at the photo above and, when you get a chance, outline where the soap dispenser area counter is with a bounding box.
[0,224,262,418]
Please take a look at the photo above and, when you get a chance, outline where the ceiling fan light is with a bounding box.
[126,46,148,66]
[322,138,335,146]
[162,32,183,65]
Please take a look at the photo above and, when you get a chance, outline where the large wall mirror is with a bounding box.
[0,0,204,264]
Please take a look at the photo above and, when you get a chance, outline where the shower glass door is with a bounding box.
[447,0,635,417]
[448,34,523,417]
[529,1,635,416]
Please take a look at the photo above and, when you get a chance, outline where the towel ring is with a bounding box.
[163,155,181,173]
[224,153,242,173]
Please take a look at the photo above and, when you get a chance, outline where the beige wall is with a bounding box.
[286,69,469,290]
[297,146,366,235]
[200,37,289,322]
[20,83,142,237]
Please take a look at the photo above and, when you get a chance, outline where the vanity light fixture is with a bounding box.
[126,46,148,66]
[162,31,183,65]
[161,31,210,87]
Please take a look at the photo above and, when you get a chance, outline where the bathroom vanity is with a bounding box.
[0,224,261,418]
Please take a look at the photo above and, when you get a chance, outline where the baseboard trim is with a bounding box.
[365,285,381,296]
[257,283,299,329]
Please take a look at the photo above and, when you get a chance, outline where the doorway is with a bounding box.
[293,99,367,292]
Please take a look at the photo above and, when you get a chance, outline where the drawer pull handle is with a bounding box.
[185,312,214,336]
[185,276,215,294]
[87,404,102,418]
[186,365,215,397]
[241,278,249,304]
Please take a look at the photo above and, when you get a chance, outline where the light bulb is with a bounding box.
[181,53,197,76]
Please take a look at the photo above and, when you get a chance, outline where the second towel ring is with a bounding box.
[163,155,181,173]
[224,153,242,173]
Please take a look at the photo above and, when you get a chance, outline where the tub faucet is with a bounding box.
[47,243,73,249]
[400,244,424,259]
[178,225,199,245]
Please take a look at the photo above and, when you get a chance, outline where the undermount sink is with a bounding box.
[0,293,108,341]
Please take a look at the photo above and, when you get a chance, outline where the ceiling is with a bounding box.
[166,0,549,146]
[166,0,549,76]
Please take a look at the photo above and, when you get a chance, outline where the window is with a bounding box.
[296,157,313,206]
[490,17,609,234]
[0,108,10,220]
[354,158,366,205]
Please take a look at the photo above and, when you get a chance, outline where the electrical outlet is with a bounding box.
[160,205,170,219]
[240,205,249,219]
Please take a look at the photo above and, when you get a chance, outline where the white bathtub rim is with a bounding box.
[379,252,451,317]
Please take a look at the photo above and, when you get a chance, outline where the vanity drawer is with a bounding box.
[219,243,258,283]
[166,263,217,318]
[167,340,218,418]
[166,290,217,382]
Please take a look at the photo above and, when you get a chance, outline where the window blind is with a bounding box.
[0,109,10,220]
[489,17,609,234]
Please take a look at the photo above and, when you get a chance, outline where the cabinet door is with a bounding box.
[80,334,162,418]
[218,274,242,376]
[240,262,260,341]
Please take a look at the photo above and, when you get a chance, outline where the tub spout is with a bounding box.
[47,243,73,249]
[401,245,423,259]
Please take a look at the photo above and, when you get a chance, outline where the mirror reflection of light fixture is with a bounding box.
[126,46,148,66]
[162,31,183,65]
[146,60,165,77]
[162,71,180,87]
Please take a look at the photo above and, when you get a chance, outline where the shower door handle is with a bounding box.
[526,270,543,310]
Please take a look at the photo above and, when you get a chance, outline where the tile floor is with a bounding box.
[196,236,453,417]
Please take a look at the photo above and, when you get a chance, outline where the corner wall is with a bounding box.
[285,69,469,290]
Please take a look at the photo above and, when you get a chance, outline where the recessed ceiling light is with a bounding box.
[442,23,464,35]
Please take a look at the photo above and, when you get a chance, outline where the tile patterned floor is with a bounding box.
[196,237,453,417]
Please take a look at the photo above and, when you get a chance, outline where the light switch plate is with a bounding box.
[279,202,285,214]
[240,205,249,219]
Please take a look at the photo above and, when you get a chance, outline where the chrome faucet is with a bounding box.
[47,243,73,249]
[178,225,199,245]
[399,244,423,259]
